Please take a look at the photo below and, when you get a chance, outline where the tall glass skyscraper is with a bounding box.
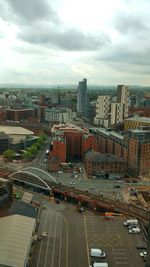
[77,78,88,116]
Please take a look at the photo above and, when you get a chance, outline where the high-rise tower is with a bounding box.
[77,78,88,116]
[117,85,129,119]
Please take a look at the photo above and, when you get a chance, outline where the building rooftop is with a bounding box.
[110,131,124,140]
[0,214,35,267]
[125,117,150,123]
[5,108,34,111]
[0,126,33,135]
[9,200,38,218]
[85,151,126,163]
[130,129,150,134]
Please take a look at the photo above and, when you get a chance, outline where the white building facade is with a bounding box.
[94,95,110,127]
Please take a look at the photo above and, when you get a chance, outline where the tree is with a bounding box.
[3,149,15,160]
[39,133,47,142]
[27,145,38,155]
[22,151,33,160]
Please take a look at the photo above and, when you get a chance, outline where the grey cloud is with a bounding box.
[18,24,110,51]
[99,47,150,66]
[114,14,148,35]
[97,45,150,75]
[0,0,59,24]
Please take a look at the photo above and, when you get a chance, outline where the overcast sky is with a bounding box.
[0,0,150,86]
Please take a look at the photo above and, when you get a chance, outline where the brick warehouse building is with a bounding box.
[84,152,126,178]
[124,129,150,176]
[5,108,35,122]
[89,127,150,176]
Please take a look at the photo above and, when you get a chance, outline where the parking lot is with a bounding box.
[85,213,145,266]
[30,195,146,267]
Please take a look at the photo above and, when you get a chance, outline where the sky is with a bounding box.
[0,0,150,86]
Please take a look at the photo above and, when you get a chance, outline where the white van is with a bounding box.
[90,263,108,267]
[90,248,106,258]
[124,219,138,226]
[129,227,140,233]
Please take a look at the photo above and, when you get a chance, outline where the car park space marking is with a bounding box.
[44,211,54,267]
[37,210,65,267]
[58,217,63,267]
[51,214,58,267]
[37,211,48,267]
[112,248,129,266]
[84,215,90,267]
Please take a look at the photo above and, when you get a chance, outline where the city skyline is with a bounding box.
[0,0,150,86]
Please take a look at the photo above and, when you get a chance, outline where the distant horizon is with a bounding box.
[0,83,150,90]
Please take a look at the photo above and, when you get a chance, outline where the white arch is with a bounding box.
[9,170,52,194]
[21,167,58,184]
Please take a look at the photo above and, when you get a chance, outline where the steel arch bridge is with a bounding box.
[9,167,58,194]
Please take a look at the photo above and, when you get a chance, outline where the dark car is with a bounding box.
[78,207,85,213]
[136,244,147,250]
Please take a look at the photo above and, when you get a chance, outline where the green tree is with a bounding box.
[22,151,33,160]
[27,145,38,155]
[39,133,47,142]
[3,149,15,160]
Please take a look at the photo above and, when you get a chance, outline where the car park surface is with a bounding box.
[30,193,146,267]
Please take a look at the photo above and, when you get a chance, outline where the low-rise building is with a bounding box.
[124,117,150,130]
[84,151,126,178]
[0,214,36,267]
[5,108,35,122]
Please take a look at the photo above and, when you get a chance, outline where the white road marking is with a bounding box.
[43,211,54,267]
[51,213,58,267]
[84,215,90,266]
[58,218,63,267]
[37,211,48,267]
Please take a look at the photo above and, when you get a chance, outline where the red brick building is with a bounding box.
[5,108,35,122]
[51,137,66,162]
[84,151,126,178]
[50,124,98,162]
[90,127,150,176]
[126,129,150,176]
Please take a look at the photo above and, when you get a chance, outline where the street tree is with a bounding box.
[3,149,15,160]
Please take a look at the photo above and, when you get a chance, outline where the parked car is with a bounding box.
[90,248,106,258]
[70,181,76,185]
[128,224,139,230]
[78,207,85,213]
[129,227,140,234]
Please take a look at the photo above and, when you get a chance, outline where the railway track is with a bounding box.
[10,174,150,226]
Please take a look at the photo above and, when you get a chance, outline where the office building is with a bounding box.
[77,78,88,116]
